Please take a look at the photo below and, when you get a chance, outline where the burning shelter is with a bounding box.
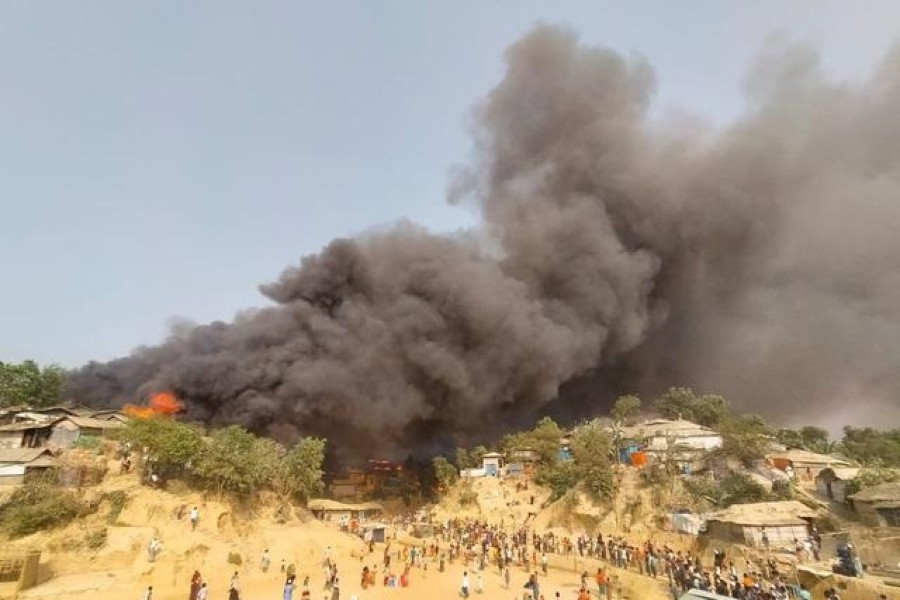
[704,500,817,547]
[849,482,900,527]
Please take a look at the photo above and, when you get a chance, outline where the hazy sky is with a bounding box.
[3,1,899,367]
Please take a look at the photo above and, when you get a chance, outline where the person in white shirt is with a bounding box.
[196,582,209,600]
[189,506,199,531]
[141,585,153,600]
[461,571,470,598]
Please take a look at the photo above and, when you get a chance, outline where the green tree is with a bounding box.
[119,416,204,475]
[611,395,641,425]
[570,421,617,502]
[432,456,459,491]
[718,414,773,467]
[455,445,487,470]
[653,387,729,428]
[0,360,64,407]
[844,467,900,498]
[500,417,564,467]
[281,437,326,502]
[195,426,272,496]
[840,427,900,467]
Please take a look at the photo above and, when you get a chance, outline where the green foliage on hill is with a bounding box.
[841,427,900,467]
[0,360,64,407]
[653,387,729,428]
[0,483,92,538]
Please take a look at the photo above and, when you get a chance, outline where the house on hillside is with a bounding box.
[481,452,504,476]
[619,419,722,472]
[13,406,90,422]
[307,499,384,528]
[704,500,817,548]
[48,416,123,448]
[816,467,861,503]
[89,409,130,424]
[768,449,852,485]
[0,448,57,486]
[0,421,56,450]
[849,482,900,527]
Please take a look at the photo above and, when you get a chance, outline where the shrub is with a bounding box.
[227,551,243,566]
[536,462,577,501]
[73,435,101,450]
[0,484,90,537]
[85,528,108,550]
[104,490,127,524]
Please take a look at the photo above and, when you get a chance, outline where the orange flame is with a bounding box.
[123,392,185,419]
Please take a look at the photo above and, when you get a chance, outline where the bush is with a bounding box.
[104,490,127,524]
[536,462,577,501]
[227,552,243,566]
[85,528,108,550]
[458,481,479,506]
[73,435,101,450]
[0,484,90,537]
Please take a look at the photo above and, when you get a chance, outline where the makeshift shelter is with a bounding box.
[360,522,388,543]
[620,419,722,471]
[48,416,123,448]
[816,467,860,503]
[0,448,57,486]
[307,499,384,524]
[849,482,900,527]
[768,449,851,485]
[0,421,56,450]
[481,452,504,476]
[705,501,817,547]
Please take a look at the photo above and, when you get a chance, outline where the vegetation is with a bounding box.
[653,387,729,428]
[85,527,108,550]
[458,481,479,507]
[684,472,776,509]
[0,483,92,537]
[501,417,564,466]
[0,359,64,407]
[103,490,127,524]
[570,421,616,501]
[844,467,900,497]
[775,426,832,453]
[840,427,900,467]
[119,416,204,476]
[717,414,773,466]
[611,394,641,425]
[227,551,243,566]
[432,456,459,490]
[455,445,488,470]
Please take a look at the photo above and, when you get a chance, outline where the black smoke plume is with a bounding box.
[66,26,900,454]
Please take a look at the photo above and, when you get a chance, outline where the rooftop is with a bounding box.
[0,447,55,464]
[621,419,718,440]
[849,482,900,503]
[768,448,852,466]
[707,500,818,526]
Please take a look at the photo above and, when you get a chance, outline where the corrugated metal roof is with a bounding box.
[707,500,818,526]
[850,482,900,503]
[0,447,54,463]
[56,416,123,429]
[0,420,58,432]
[768,448,852,466]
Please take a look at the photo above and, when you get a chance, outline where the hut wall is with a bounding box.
[743,524,809,547]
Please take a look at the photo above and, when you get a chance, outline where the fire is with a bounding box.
[123,392,185,419]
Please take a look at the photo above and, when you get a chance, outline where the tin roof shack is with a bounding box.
[849,482,900,527]
[0,448,57,486]
[705,501,817,548]
[307,499,384,528]
[481,452,504,477]
[816,467,861,503]
[620,418,722,472]
[89,410,130,424]
[768,449,852,486]
[48,416,123,449]
[0,421,55,450]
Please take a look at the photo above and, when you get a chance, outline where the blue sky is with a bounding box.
[2,1,898,367]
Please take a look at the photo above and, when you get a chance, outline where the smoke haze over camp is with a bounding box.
[64,26,900,453]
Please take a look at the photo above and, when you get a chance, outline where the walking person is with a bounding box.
[261,549,271,573]
[196,583,209,600]
[147,537,161,562]
[189,570,202,600]
[140,585,153,600]
[228,571,240,600]
[504,567,511,589]
[461,570,470,598]
[189,506,200,531]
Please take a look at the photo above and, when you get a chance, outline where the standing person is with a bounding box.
[189,506,200,531]
[541,553,548,575]
[261,549,271,573]
[148,537,161,562]
[189,570,202,600]
[196,583,209,600]
[330,575,340,600]
[283,575,296,600]
[475,571,483,594]
[140,585,153,600]
[228,571,240,600]
[461,570,470,598]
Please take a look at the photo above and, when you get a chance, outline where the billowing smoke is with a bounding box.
[66,26,900,454]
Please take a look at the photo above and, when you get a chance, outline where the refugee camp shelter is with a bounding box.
[705,501,817,547]
[48,416,123,448]
[89,409,130,424]
[0,421,55,450]
[768,449,852,485]
[849,482,900,527]
[307,499,384,524]
[360,522,388,543]
[481,452,504,476]
[816,467,861,503]
[620,418,722,472]
[0,448,57,486]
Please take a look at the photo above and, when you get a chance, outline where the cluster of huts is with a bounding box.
[0,405,127,487]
